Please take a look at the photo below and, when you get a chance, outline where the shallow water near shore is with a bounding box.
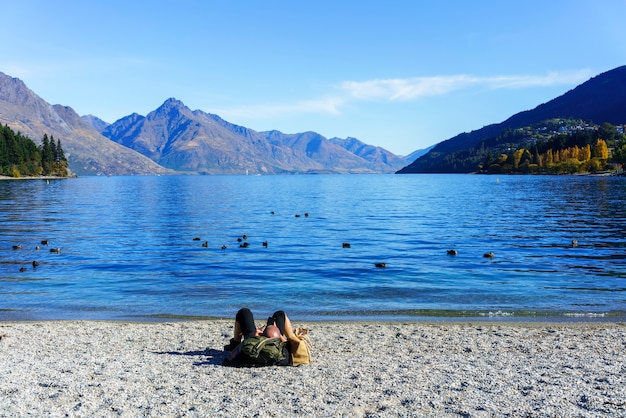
[1,174,625,321]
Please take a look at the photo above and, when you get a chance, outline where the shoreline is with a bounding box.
[1,320,624,416]
[0,175,72,181]
[1,309,624,324]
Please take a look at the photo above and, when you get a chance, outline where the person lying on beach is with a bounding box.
[224,308,307,367]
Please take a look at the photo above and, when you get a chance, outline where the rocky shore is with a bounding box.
[0,320,624,417]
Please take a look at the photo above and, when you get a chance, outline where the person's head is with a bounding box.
[264,324,281,339]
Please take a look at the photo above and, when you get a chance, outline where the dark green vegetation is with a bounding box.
[0,125,68,177]
[464,120,621,174]
[399,66,626,174]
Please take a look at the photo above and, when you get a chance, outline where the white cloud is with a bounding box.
[208,69,595,121]
[485,70,593,89]
[215,96,345,120]
[341,70,594,102]
[341,75,480,101]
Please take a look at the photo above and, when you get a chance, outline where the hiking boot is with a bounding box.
[223,338,239,352]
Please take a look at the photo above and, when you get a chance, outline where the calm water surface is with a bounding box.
[1,174,625,322]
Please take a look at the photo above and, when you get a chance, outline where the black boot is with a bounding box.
[223,338,239,352]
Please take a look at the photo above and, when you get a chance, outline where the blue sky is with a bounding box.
[2,1,625,155]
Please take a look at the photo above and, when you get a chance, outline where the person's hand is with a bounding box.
[254,325,266,336]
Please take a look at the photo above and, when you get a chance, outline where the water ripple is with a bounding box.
[1,174,625,321]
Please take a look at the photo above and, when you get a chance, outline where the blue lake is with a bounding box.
[1,174,625,322]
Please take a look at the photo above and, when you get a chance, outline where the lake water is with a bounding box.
[1,174,625,322]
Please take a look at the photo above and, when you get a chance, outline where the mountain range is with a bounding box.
[2,66,624,176]
[0,73,171,176]
[95,98,409,174]
[0,72,409,176]
[398,65,626,173]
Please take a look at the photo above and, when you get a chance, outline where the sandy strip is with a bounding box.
[0,320,625,417]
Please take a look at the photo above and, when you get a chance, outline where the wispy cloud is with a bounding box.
[215,96,345,120]
[340,69,594,102]
[210,69,594,121]
[341,75,479,101]
[485,70,594,89]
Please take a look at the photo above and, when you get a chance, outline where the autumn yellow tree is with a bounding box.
[536,153,544,167]
[512,149,525,169]
[545,149,554,165]
[579,144,591,162]
[594,139,609,160]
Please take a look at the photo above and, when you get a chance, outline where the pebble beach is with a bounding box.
[0,320,625,417]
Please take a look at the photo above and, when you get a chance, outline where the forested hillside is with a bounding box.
[0,125,68,177]
[443,119,625,174]
[398,66,626,174]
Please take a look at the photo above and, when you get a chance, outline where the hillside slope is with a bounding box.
[399,66,626,173]
[0,72,172,176]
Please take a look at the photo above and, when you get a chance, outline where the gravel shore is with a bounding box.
[1,320,625,417]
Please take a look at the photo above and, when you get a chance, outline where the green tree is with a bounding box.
[56,139,65,162]
[598,123,618,142]
[0,125,44,176]
[612,134,626,166]
[50,136,57,164]
[41,133,52,174]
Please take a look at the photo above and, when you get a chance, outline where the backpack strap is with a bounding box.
[253,337,281,353]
